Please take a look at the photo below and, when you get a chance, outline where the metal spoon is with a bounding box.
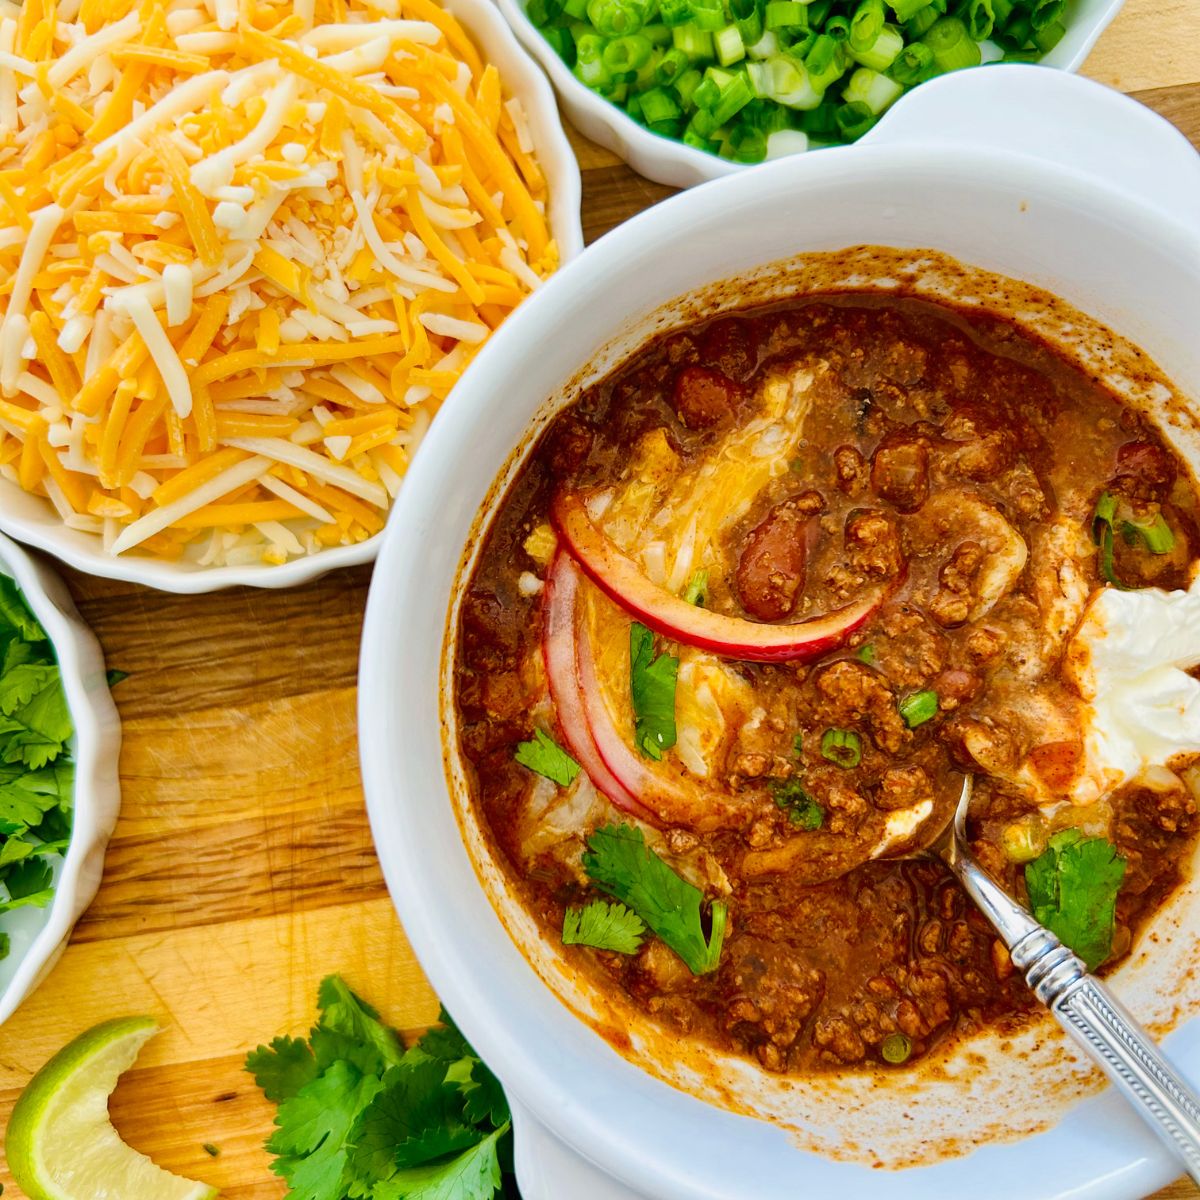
[917,775,1200,1183]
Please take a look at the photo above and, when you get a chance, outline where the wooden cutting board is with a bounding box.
[1,2,1199,1195]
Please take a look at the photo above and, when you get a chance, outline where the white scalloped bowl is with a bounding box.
[0,0,584,595]
[0,534,121,1026]
[496,0,1126,187]
[361,70,1200,1200]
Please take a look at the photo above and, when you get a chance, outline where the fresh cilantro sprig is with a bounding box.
[1025,829,1126,971]
[562,899,646,954]
[629,623,678,761]
[246,976,516,1200]
[513,728,578,787]
[0,576,90,950]
[582,823,726,975]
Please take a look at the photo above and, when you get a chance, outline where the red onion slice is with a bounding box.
[543,552,648,818]
[552,491,883,663]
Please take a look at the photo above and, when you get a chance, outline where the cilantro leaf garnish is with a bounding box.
[246,1036,320,1104]
[1025,829,1126,971]
[374,1124,508,1200]
[513,728,579,787]
[562,899,646,954]
[247,982,516,1200]
[582,823,726,974]
[629,623,678,761]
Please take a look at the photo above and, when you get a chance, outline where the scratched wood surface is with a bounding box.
[1,2,1199,1196]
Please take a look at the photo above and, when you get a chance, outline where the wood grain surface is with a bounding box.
[1,2,1199,1196]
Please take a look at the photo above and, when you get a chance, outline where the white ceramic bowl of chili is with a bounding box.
[0,0,583,595]
[360,67,1200,1200]
[496,0,1126,187]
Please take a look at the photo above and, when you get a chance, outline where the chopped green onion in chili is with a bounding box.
[682,569,709,606]
[820,727,863,769]
[1092,491,1175,589]
[881,1032,912,1063]
[899,689,938,728]
[1120,512,1176,555]
[771,777,824,829]
[856,642,878,666]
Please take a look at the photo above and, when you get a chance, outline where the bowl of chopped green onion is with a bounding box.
[0,533,121,1026]
[497,0,1125,184]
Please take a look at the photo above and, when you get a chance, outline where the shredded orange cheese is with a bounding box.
[0,0,558,565]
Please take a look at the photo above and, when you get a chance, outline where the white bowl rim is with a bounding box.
[0,0,584,595]
[0,534,121,1025]
[359,133,1200,1200]
[494,0,1128,189]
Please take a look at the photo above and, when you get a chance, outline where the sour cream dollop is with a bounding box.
[1067,579,1200,802]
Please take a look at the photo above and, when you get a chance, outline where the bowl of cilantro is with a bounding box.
[0,533,121,1026]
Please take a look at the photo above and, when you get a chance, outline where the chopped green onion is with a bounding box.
[765,0,806,28]
[792,731,804,756]
[714,23,747,64]
[682,569,709,605]
[888,40,933,83]
[1001,13,1032,45]
[856,642,877,666]
[849,21,904,69]
[533,0,1074,161]
[964,0,993,41]
[824,14,850,39]
[899,689,938,728]
[771,777,825,829]
[881,1032,912,1064]
[674,65,704,102]
[922,16,981,71]
[574,54,612,86]
[682,124,719,152]
[1000,47,1040,63]
[1120,512,1176,555]
[689,0,726,30]
[722,122,769,161]
[884,0,930,21]
[587,0,649,35]
[1091,491,1140,590]
[1033,18,1065,51]
[711,71,754,122]
[640,84,683,122]
[655,45,691,82]
[671,21,715,55]
[834,98,875,139]
[1029,0,1065,30]
[849,0,885,48]
[805,32,846,90]
[820,727,863,769]
[603,32,654,71]
[842,65,903,113]
[658,0,691,24]
[542,24,577,62]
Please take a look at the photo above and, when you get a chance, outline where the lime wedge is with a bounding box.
[6,1016,218,1200]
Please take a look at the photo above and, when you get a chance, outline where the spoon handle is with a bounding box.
[955,845,1200,1183]
[1053,974,1200,1185]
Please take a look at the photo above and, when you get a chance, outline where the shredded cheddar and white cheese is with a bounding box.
[0,0,557,565]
